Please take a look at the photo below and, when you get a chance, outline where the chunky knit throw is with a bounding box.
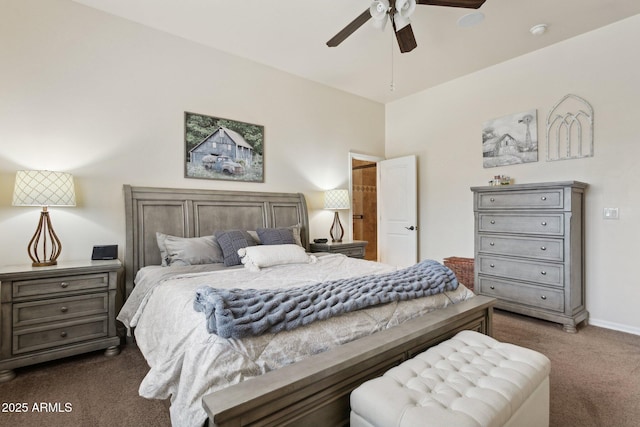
[193,259,459,338]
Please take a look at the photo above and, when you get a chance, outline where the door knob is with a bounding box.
[405,226,417,231]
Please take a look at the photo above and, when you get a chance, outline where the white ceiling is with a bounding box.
[72,0,640,104]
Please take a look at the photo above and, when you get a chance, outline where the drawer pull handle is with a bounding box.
[490,197,495,202]
[540,246,547,251]
[490,263,495,268]
[490,286,495,290]
[60,282,69,288]
[541,196,547,201]
[490,220,495,225]
[541,295,547,300]
[541,271,547,275]
[60,331,68,338]
[489,242,495,246]
[541,221,547,226]
[60,307,68,313]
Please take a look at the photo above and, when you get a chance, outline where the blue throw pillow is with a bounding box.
[214,230,257,266]
[256,227,296,245]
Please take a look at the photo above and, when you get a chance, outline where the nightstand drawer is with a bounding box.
[478,234,563,261]
[339,247,365,258]
[13,273,110,298]
[13,316,109,355]
[478,213,563,235]
[13,293,109,327]
[477,189,564,210]
[478,277,564,312]
[478,255,564,287]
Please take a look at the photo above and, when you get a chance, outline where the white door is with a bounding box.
[378,155,418,267]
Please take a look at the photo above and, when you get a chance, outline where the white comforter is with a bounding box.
[117,254,474,427]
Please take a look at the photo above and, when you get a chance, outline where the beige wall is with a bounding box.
[386,14,640,334]
[0,0,384,265]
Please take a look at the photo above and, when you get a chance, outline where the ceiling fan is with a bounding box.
[326,0,487,53]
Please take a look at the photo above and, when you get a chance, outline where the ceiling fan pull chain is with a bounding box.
[390,29,395,92]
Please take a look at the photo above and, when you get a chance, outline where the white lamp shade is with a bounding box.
[324,189,350,210]
[12,170,76,207]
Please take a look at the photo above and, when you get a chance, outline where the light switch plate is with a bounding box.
[603,207,619,220]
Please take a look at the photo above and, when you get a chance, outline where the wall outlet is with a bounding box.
[603,207,619,220]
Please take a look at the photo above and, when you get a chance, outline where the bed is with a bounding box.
[119,185,495,427]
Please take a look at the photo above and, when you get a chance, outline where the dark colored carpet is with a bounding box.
[1,310,639,426]
[493,310,640,427]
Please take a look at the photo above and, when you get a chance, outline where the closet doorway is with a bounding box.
[349,153,382,261]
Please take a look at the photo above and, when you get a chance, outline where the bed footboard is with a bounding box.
[202,295,495,427]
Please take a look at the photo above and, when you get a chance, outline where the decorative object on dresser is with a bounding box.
[12,170,76,267]
[471,181,588,333]
[324,189,351,242]
[0,260,121,382]
[310,240,368,259]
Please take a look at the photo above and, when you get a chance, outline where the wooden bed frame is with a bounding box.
[123,185,495,427]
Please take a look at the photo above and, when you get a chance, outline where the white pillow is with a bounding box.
[238,244,316,272]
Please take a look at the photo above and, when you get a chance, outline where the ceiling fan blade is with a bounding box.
[395,23,417,53]
[416,0,486,8]
[326,9,372,47]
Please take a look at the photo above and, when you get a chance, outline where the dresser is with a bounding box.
[310,240,368,259]
[471,181,588,332]
[0,260,122,382]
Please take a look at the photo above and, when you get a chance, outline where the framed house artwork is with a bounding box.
[185,112,264,182]
[482,110,538,168]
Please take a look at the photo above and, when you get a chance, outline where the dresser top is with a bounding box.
[471,181,588,192]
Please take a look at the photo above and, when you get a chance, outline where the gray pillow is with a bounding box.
[156,232,170,266]
[158,234,224,266]
[215,230,257,266]
[257,227,296,245]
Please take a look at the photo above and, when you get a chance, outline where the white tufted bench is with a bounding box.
[350,330,550,427]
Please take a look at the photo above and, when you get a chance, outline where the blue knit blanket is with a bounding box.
[193,259,459,339]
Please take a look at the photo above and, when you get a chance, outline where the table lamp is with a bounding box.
[324,189,350,242]
[12,170,76,266]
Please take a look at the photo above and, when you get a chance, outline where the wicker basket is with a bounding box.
[443,257,475,292]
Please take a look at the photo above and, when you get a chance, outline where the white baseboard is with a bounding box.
[588,318,640,336]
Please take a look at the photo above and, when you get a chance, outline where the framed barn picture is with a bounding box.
[482,110,538,168]
[184,112,264,182]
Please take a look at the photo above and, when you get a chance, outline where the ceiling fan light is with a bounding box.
[396,0,416,17]
[370,0,390,30]
[394,0,415,31]
[370,0,389,17]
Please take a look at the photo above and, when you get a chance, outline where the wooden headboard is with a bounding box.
[123,185,309,298]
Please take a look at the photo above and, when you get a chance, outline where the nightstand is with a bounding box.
[0,259,122,382]
[310,240,368,259]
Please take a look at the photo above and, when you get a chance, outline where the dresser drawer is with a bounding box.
[478,234,563,261]
[13,273,110,299]
[478,214,563,236]
[13,316,109,355]
[478,255,564,287]
[477,189,564,210]
[13,293,109,327]
[478,277,564,312]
